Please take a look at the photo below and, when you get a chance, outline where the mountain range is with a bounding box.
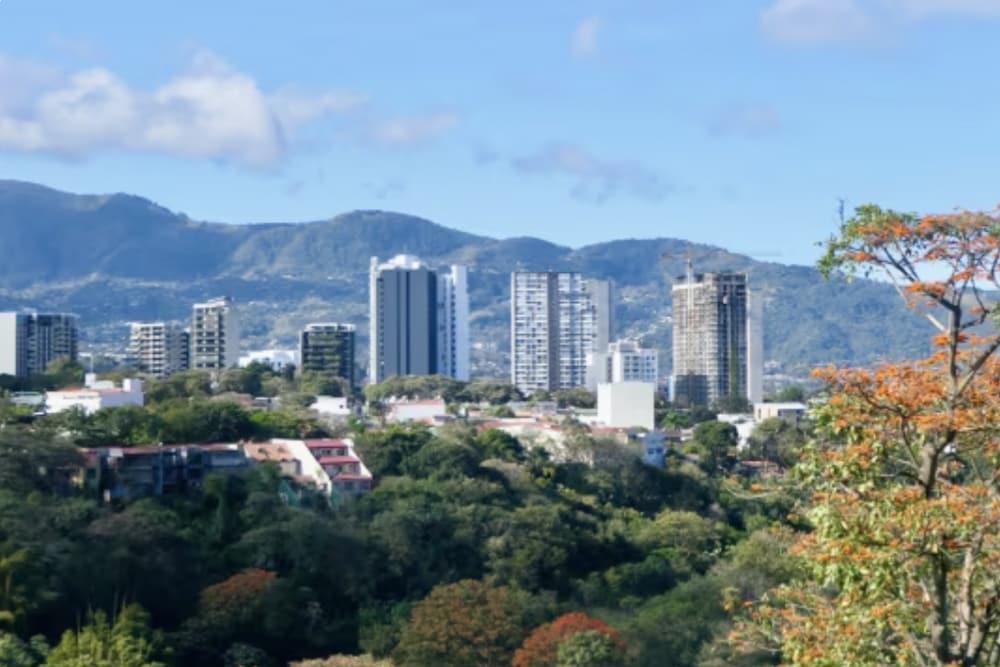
[0,179,932,379]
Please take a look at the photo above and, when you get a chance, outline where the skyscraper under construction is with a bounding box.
[671,270,763,407]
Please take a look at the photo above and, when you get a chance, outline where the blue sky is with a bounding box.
[1,0,999,264]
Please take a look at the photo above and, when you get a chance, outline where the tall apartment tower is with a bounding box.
[369,255,469,383]
[510,272,613,395]
[671,271,763,407]
[0,312,79,377]
[191,297,240,371]
[128,322,190,378]
[300,323,356,390]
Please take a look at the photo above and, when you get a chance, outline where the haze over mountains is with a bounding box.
[0,179,931,377]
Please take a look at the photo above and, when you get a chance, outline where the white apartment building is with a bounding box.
[128,322,189,378]
[0,311,79,378]
[191,297,240,371]
[586,339,659,390]
[510,272,612,394]
[369,255,469,383]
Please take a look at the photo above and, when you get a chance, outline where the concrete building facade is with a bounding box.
[671,272,763,407]
[510,272,613,394]
[587,339,659,390]
[369,255,469,383]
[0,311,79,377]
[597,381,656,430]
[299,323,355,389]
[191,297,240,371]
[128,322,189,378]
[46,376,145,415]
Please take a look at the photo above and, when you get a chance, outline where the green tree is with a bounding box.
[743,417,806,466]
[555,630,626,667]
[0,632,48,667]
[690,422,738,472]
[299,371,349,397]
[477,428,524,461]
[144,370,212,403]
[42,358,84,390]
[770,384,806,403]
[217,368,264,396]
[44,604,164,667]
[354,425,433,477]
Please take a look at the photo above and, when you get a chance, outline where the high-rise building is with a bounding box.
[369,255,469,383]
[437,265,470,382]
[128,322,190,378]
[671,271,763,407]
[510,272,613,395]
[0,311,79,377]
[300,323,356,390]
[586,339,659,390]
[191,297,240,371]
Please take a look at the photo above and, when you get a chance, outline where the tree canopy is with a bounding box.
[738,204,1000,665]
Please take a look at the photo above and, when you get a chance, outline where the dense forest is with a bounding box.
[0,364,803,667]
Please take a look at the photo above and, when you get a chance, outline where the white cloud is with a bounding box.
[368,112,460,147]
[571,16,603,58]
[760,0,874,44]
[889,0,1000,17]
[760,0,1000,46]
[512,143,673,203]
[0,50,366,166]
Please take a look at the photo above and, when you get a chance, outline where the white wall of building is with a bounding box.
[271,438,334,495]
[747,289,764,405]
[46,378,145,415]
[0,313,19,377]
[597,382,655,430]
[313,395,352,417]
[439,264,470,381]
[388,399,449,423]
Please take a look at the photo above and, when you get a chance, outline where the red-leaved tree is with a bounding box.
[512,612,625,667]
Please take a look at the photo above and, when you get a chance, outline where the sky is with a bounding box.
[1,0,999,265]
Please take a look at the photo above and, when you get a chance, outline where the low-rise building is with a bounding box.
[753,402,807,422]
[46,376,145,415]
[243,441,304,478]
[312,395,353,419]
[302,438,373,497]
[386,398,449,424]
[84,443,249,499]
[597,381,655,430]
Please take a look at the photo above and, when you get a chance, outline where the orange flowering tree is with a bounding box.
[736,205,1000,666]
[512,611,625,667]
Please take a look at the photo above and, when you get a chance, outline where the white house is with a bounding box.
[753,402,808,423]
[312,395,353,418]
[386,398,449,423]
[46,376,145,415]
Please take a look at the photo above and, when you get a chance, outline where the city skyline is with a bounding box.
[2,2,1000,265]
